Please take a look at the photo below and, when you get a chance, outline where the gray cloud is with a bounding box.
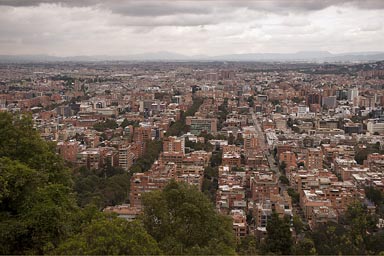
[234,0,384,14]
[360,23,382,31]
[0,0,47,6]
[109,14,220,27]
[1,0,384,15]
[106,1,214,17]
[0,0,96,7]
[0,0,382,56]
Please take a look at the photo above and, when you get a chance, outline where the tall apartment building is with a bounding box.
[163,136,185,155]
[243,129,258,151]
[118,144,136,171]
[133,126,152,143]
[77,148,100,170]
[279,151,297,170]
[220,70,235,80]
[306,93,322,106]
[231,209,247,240]
[132,126,152,158]
[250,172,279,202]
[322,96,337,109]
[57,141,79,163]
[305,148,323,170]
[347,88,359,102]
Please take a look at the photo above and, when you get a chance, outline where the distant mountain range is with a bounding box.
[1,51,384,63]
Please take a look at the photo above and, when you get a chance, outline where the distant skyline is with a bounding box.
[0,0,383,57]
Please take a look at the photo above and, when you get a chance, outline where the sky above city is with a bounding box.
[0,0,383,56]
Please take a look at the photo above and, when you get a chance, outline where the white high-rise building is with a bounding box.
[347,88,359,102]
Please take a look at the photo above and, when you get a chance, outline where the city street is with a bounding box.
[249,109,286,194]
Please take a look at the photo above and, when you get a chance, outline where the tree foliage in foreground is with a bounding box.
[312,202,381,255]
[0,112,161,255]
[141,180,236,255]
[55,217,161,255]
[263,212,293,255]
[236,235,260,255]
[73,166,131,208]
[0,112,78,254]
[0,112,71,186]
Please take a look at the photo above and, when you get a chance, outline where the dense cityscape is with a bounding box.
[0,59,384,254]
[1,0,384,255]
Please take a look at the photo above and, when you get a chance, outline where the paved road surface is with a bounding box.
[249,109,286,194]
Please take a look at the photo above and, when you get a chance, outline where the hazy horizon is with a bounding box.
[2,50,384,58]
[0,0,383,57]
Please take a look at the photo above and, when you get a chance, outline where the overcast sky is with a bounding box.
[0,0,383,56]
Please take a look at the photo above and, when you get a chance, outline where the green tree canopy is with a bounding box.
[312,202,379,255]
[55,217,161,255]
[365,186,383,206]
[263,212,293,255]
[279,161,287,175]
[311,221,349,255]
[0,112,78,254]
[73,166,131,208]
[293,238,316,255]
[141,180,236,255]
[120,118,139,128]
[236,235,260,255]
[129,140,162,173]
[279,175,290,185]
[287,187,300,204]
[0,112,71,186]
[93,119,118,132]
